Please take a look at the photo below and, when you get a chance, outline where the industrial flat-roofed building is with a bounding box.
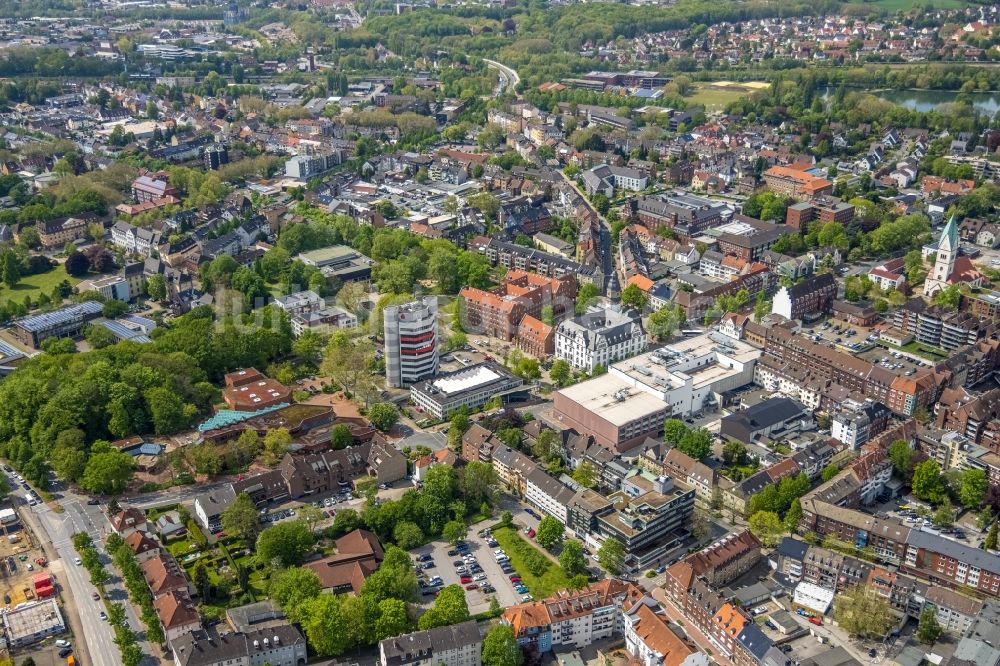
[11,300,103,348]
[410,362,525,419]
[297,245,373,281]
[553,378,670,454]
[719,396,813,444]
[609,331,759,418]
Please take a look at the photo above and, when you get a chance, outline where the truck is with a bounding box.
[67,656,75,666]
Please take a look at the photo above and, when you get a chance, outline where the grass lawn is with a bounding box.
[0,269,80,307]
[491,526,572,598]
[685,83,756,111]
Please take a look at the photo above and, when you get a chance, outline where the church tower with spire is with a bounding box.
[924,215,958,297]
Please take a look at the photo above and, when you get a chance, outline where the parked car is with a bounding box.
[59,648,73,658]
[808,616,822,626]
[465,584,478,590]
[99,611,108,621]
[460,575,472,583]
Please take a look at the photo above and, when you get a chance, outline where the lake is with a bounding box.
[875,88,1000,115]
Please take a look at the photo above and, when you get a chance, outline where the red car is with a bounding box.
[527,529,536,538]
[460,575,472,583]
[465,584,478,590]
[808,617,822,626]
[91,592,100,601]
[509,576,521,582]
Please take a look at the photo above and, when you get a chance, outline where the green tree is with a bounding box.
[784,500,803,533]
[269,567,322,620]
[461,461,497,509]
[676,428,712,460]
[748,511,783,546]
[442,520,468,545]
[393,521,425,550]
[960,469,988,509]
[145,273,167,301]
[330,424,354,449]
[549,359,572,387]
[0,250,20,289]
[222,492,261,545]
[917,606,943,644]
[559,539,587,577]
[722,442,748,467]
[102,299,128,319]
[620,283,648,311]
[572,461,598,488]
[263,427,292,460]
[417,583,470,629]
[575,283,600,315]
[375,598,411,641]
[912,460,947,504]
[362,546,419,604]
[933,500,956,528]
[833,586,893,638]
[368,402,399,432]
[888,439,916,481]
[985,522,998,551]
[79,450,134,495]
[535,516,565,550]
[597,537,625,574]
[821,463,842,482]
[663,419,687,445]
[191,560,211,600]
[482,625,523,666]
[256,520,315,567]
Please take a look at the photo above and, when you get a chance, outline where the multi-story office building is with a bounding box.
[594,472,695,571]
[555,306,645,372]
[553,379,670,453]
[632,192,730,238]
[384,297,439,388]
[785,196,855,230]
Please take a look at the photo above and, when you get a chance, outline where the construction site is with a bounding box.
[0,507,53,609]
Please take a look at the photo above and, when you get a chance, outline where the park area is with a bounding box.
[0,268,80,307]
[490,525,572,598]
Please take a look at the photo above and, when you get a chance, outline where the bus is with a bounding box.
[680,329,704,336]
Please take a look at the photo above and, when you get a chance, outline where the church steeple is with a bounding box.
[938,214,958,253]
[926,215,958,296]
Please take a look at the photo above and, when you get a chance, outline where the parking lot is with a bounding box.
[798,320,935,375]
[411,527,525,615]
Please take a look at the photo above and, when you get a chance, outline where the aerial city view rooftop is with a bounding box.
[0,0,997,665]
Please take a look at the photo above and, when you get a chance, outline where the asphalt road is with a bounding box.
[123,480,230,510]
[483,59,520,95]
[15,474,160,666]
